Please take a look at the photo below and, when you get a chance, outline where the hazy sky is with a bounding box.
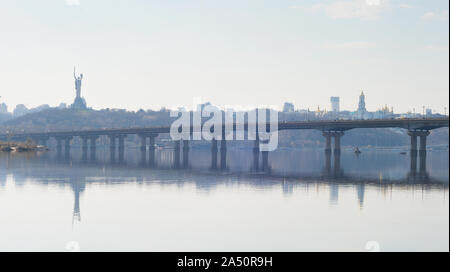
[0,0,448,113]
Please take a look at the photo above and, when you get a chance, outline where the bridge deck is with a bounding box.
[0,118,448,140]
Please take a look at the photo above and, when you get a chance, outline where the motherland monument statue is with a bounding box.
[71,66,87,109]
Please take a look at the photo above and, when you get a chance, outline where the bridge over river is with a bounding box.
[1,118,448,174]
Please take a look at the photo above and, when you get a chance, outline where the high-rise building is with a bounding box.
[330,97,340,112]
[0,103,8,114]
[282,102,295,113]
[356,91,367,119]
[357,91,366,113]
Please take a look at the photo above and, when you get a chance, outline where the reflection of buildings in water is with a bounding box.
[282,179,294,195]
[329,183,339,205]
[356,183,365,208]
[70,179,85,223]
[1,147,447,220]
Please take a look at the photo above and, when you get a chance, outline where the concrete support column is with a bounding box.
[109,136,116,150]
[64,137,72,155]
[174,140,181,169]
[64,137,71,152]
[89,136,98,160]
[410,151,417,175]
[139,134,147,165]
[183,140,189,169]
[408,131,419,178]
[118,135,125,150]
[61,137,72,159]
[418,131,430,154]
[220,139,227,170]
[418,131,430,177]
[149,135,156,167]
[56,138,62,155]
[211,138,218,170]
[324,149,332,175]
[81,137,88,160]
[261,150,269,172]
[252,138,260,171]
[81,137,88,151]
[139,134,147,151]
[419,152,427,176]
[334,149,341,177]
[408,131,418,153]
[333,131,344,154]
[118,135,126,162]
[322,132,332,153]
[109,135,116,162]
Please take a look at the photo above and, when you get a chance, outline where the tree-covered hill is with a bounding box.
[0,108,174,133]
[0,108,448,148]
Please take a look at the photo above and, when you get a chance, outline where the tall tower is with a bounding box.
[330,97,340,112]
[357,91,366,118]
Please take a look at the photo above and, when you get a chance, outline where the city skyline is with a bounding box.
[0,0,448,113]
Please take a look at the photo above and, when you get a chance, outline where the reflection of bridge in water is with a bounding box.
[1,118,448,173]
[1,148,447,224]
[1,118,448,223]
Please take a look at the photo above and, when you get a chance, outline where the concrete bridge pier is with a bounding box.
[322,131,344,177]
[408,130,430,179]
[408,131,418,155]
[174,140,181,169]
[56,138,62,156]
[322,131,333,176]
[324,150,332,176]
[333,132,344,177]
[89,136,99,161]
[418,131,430,178]
[183,140,189,169]
[211,138,218,170]
[138,134,147,165]
[261,150,269,172]
[333,149,342,178]
[409,150,417,175]
[322,132,332,153]
[64,137,71,152]
[139,134,147,152]
[149,135,157,167]
[118,135,126,162]
[333,131,344,154]
[259,139,270,172]
[140,147,146,165]
[220,139,227,170]
[419,152,428,178]
[252,138,260,171]
[109,136,116,162]
[418,131,430,155]
[81,136,89,160]
[63,137,72,159]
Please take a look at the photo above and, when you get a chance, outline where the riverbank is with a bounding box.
[0,141,48,152]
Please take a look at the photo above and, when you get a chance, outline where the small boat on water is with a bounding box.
[354,147,362,154]
[400,151,407,155]
[1,146,14,152]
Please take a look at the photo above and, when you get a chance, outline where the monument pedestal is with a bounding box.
[71,97,87,109]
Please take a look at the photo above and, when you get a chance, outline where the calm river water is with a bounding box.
[0,147,448,251]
